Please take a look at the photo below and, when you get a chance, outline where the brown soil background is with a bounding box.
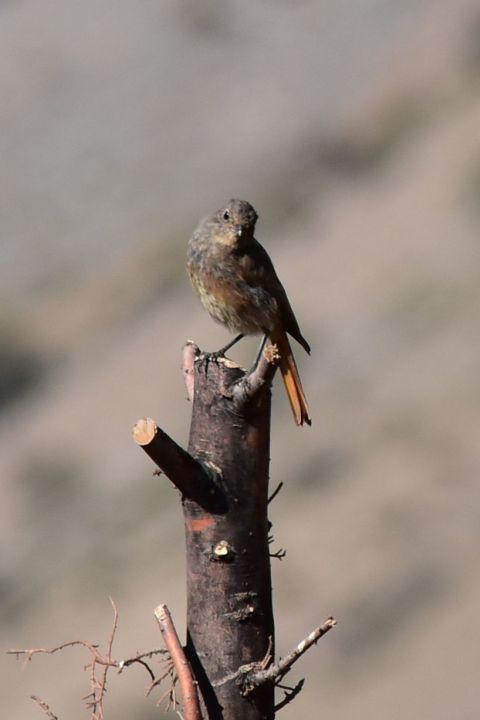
[2,2,480,718]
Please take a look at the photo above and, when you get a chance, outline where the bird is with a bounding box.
[187,198,311,426]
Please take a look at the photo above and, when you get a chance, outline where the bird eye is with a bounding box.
[223,209,230,220]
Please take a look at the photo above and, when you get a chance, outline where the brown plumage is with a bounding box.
[187,199,311,426]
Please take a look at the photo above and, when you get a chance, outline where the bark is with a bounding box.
[184,354,274,720]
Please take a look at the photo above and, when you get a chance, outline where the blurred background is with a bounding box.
[2,1,480,718]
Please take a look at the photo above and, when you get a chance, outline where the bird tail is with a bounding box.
[272,331,311,426]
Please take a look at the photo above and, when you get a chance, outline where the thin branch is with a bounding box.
[132,418,225,510]
[269,547,287,560]
[8,642,166,677]
[154,604,202,720]
[9,607,174,717]
[259,636,273,670]
[9,640,106,668]
[124,657,155,683]
[30,696,58,720]
[267,481,284,505]
[145,660,174,697]
[90,597,118,718]
[214,617,336,696]
[9,641,169,694]
[156,672,178,711]
[250,617,336,686]
[156,682,175,709]
[118,647,168,673]
[212,663,257,689]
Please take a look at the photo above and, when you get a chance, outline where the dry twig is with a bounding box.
[213,616,336,697]
[267,481,284,504]
[8,601,173,719]
[30,695,58,720]
[251,617,337,686]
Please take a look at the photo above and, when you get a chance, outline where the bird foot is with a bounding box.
[196,349,225,373]
[196,334,245,372]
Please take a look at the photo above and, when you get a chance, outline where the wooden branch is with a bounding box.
[118,648,168,681]
[249,617,337,687]
[8,639,111,668]
[93,597,118,716]
[154,604,202,720]
[30,696,58,720]
[9,604,179,715]
[9,641,167,674]
[183,341,199,403]
[213,617,336,698]
[267,481,284,505]
[230,341,279,409]
[132,418,226,511]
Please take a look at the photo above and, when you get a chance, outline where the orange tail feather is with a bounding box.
[272,332,311,426]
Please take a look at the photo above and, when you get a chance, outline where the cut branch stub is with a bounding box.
[132,417,226,512]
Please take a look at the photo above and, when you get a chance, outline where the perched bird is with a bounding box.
[187,199,310,426]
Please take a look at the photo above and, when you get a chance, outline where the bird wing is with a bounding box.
[237,240,310,354]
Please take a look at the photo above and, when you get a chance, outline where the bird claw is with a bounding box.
[196,350,225,374]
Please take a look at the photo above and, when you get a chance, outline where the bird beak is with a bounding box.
[235,224,243,238]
